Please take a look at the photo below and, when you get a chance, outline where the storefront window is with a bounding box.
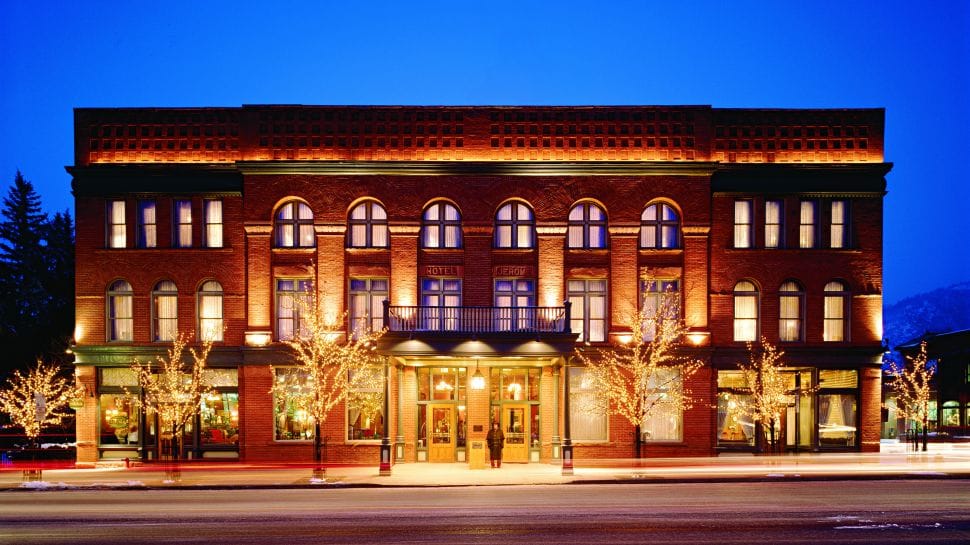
[717,392,755,446]
[347,367,385,441]
[201,392,239,446]
[99,393,140,445]
[273,368,314,441]
[818,394,856,447]
[941,401,960,428]
[642,368,683,442]
[568,367,608,442]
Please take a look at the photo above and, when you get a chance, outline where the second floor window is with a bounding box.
[494,279,535,331]
[275,201,315,248]
[823,281,848,342]
[733,280,759,342]
[641,203,680,249]
[420,278,461,331]
[198,280,224,342]
[830,200,849,249]
[422,202,461,249]
[778,280,804,342]
[107,279,133,342]
[173,199,193,248]
[799,200,818,248]
[641,279,680,341]
[348,201,388,248]
[495,202,535,249]
[568,202,607,249]
[276,278,311,341]
[204,199,223,248]
[152,280,178,342]
[107,200,126,248]
[137,200,156,248]
[765,200,783,249]
[349,278,387,337]
[733,200,753,248]
[568,279,607,342]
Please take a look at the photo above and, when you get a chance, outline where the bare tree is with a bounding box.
[270,293,384,479]
[0,361,82,479]
[738,338,789,454]
[887,341,934,452]
[574,292,702,459]
[128,333,213,477]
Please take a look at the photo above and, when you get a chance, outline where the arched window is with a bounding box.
[347,200,388,248]
[274,201,315,248]
[198,280,224,342]
[152,280,178,342]
[568,202,607,249]
[823,281,849,342]
[494,202,535,249]
[641,203,680,249]
[733,280,759,342]
[421,202,462,248]
[778,280,804,342]
[107,280,133,342]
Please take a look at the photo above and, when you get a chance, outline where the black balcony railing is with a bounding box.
[383,301,571,334]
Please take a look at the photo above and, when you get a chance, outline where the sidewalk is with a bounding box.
[3,444,970,490]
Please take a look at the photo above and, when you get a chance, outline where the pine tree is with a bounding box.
[39,210,75,363]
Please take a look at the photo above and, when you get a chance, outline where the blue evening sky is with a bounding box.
[1,1,967,304]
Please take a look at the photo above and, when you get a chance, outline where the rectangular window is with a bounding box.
[643,368,683,442]
[107,290,133,342]
[830,200,848,249]
[733,293,758,342]
[420,278,462,331]
[823,293,846,342]
[276,278,311,341]
[107,200,126,248]
[640,278,680,341]
[568,367,608,441]
[764,200,783,249]
[799,200,818,248]
[568,279,607,342]
[173,199,193,248]
[733,200,753,248]
[136,200,156,248]
[779,292,802,342]
[273,368,313,441]
[98,393,140,446]
[494,279,536,331]
[347,366,385,441]
[201,391,239,447]
[818,393,857,447]
[349,278,388,337]
[203,199,223,248]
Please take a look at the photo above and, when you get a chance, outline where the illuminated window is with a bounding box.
[494,279,536,331]
[764,200,783,249]
[420,278,462,331]
[823,281,849,342]
[640,279,680,341]
[733,200,753,248]
[197,280,224,342]
[733,280,759,342]
[568,202,607,249]
[152,280,178,342]
[136,200,156,248]
[107,200,126,248]
[173,199,193,248]
[203,199,223,248]
[494,202,535,249]
[275,201,315,248]
[347,200,388,248]
[799,200,818,248]
[643,368,683,442]
[778,280,804,342]
[421,202,462,248]
[640,203,680,249]
[276,278,311,341]
[273,368,314,441]
[349,278,387,337]
[568,367,608,441]
[107,280,133,342]
[347,366,385,441]
[830,200,849,249]
[568,279,607,342]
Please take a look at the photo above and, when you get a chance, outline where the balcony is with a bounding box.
[382,302,571,335]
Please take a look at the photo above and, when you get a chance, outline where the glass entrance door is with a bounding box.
[428,404,455,462]
[502,404,529,462]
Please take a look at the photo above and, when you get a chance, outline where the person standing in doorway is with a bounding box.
[486,421,505,468]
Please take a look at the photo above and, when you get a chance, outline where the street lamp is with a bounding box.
[470,361,485,391]
[379,358,392,476]
[561,356,574,476]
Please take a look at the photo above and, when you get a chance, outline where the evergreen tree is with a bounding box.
[39,210,75,364]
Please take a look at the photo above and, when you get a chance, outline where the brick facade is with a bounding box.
[72,105,889,466]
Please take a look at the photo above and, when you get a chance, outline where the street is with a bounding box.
[2,480,969,544]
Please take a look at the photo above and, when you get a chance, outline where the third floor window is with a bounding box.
[348,201,389,248]
[275,201,315,248]
[173,199,193,248]
[568,202,607,249]
[422,202,461,249]
[495,202,534,249]
[733,200,753,249]
[640,203,680,249]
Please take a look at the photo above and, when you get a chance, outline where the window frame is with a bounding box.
[349,277,388,337]
[420,277,462,331]
[494,202,535,249]
[830,200,850,249]
[778,280,804,342]
[421,201,462,249]
[733,199,754,249]
[799,200,819,249]
[151,280,179,342]
[136,199,156,248]
[567,279,607,343]
[107,200,126,249]
[494,278,536,331]
[567,202,608,249]
[106,279,134,342]
[203,199,223,249]
[568,366,609,442]
[274,201,316,248]
[642,368,685,443]
[764,199,784,249]
[173,199,193,248]
[197,280,224,342]
[275,278,312,341]
[823,281,850,342]
[640,203,681,249]
[640,278,680,341]
[733,280,760,342]
[347,200,389,249]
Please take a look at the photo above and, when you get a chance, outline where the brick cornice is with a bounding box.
[236,160,719,177]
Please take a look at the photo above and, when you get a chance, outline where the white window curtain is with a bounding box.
[198,281,223,341]
[799,201,817,248]
[153,281,178,342]
[109,200,126,248]
[175,200,192,247]
[830,200,847,249]
[734,200,752,248]
[108,288,133,341]
[569,367,608,441]
[764,200,781,248]
[733,281,758,342]
[138,200,156,248]
[823,281,846,342]
[204,200,223,248]
[778,281,802,342]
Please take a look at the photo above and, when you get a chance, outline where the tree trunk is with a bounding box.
[634,424,642,462]
[313,421,324,479]
[922,417,929,452]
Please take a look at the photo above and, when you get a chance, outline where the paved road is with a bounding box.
[2,481,969,544]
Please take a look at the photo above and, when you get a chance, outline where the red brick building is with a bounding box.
[70,105,889,466]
